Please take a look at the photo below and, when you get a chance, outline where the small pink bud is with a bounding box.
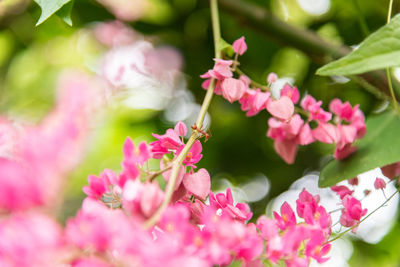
[232,36,247,55]
[267,72,278,84]
[174,121,187,136]
[374,177,386,190]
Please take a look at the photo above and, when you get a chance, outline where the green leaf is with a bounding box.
[56,0,74,26]
[316,14,400,76]
[319,110,400,187]
[217,38,235,57]
[34,0,73,26]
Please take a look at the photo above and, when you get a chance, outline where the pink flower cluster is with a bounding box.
[257,189,332,266]
[78,165,337,267]
[0,106,376,267]
[331,183,368,232]
[201,36,366,164]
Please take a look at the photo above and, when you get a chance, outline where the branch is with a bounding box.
[144,0,221,229]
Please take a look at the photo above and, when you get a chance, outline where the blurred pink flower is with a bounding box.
[96,0,148,21]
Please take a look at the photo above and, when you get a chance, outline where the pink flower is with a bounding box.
[267,96,295,121]
[209,59,233,79]
[232,36,247,55]
[339,195,367,232]
[122,179,164,219]
[66,198,134,251]
[303,205,332,237]
[274,202,297,230]
[281,225,310,260]
[93,20,135,47]
[329,98,360,122]
[374,178,386,190]
[268,114,304,141]
[331,185,354,199]
[280,84,300,104]
[297,123,314,145]
[256,216,283,263]
[83,175,107,199]
[267,114,307,164]
[200,72,223,95]
[177,140,203,168]
[71,257,113,267]
[267,72,278,84]
[209,188,253,221]
[301,95,332,123]
[0,72,101,211]
[151,125,184,159]
[0,212,63,267]
[312,123,338,144]
[305,230,331,263]
[174,121,187,136]
[239,88,270,116]
[335,124,357,150]
[120,138,150,185]
[296,189,320,218]
[221,78,247,103]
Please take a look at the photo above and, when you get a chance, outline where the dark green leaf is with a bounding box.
[319,110,400,187]
[34,0,73,26]
[316,14,400,76]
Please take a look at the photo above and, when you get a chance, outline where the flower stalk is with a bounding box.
[144,0,222,228]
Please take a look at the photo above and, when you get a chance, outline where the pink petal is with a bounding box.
[374,177,386,190]
[182,168,211,200]
[221,78,246,103]
[267,96,294,121]
[123,137,134,158]
[297,123,314,145]
[232,36,247,55]
[273,139,298,164]
[140,182,164,217]
[174,121,187,136]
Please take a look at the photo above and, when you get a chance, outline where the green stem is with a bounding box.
[388,0,394,24]
[328,188,399,243]
[352,0,370,37]
[386,0,400,118]
[386,69,400,117]
[235,67,270,91]
[144,0,221,229]
[350,76,390,101]
[147,164,173,182]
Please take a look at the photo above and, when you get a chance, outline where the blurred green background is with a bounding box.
[0,0,399,266]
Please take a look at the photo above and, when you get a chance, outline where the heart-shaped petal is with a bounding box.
[183,168,211,200]
[267,96,294,121]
